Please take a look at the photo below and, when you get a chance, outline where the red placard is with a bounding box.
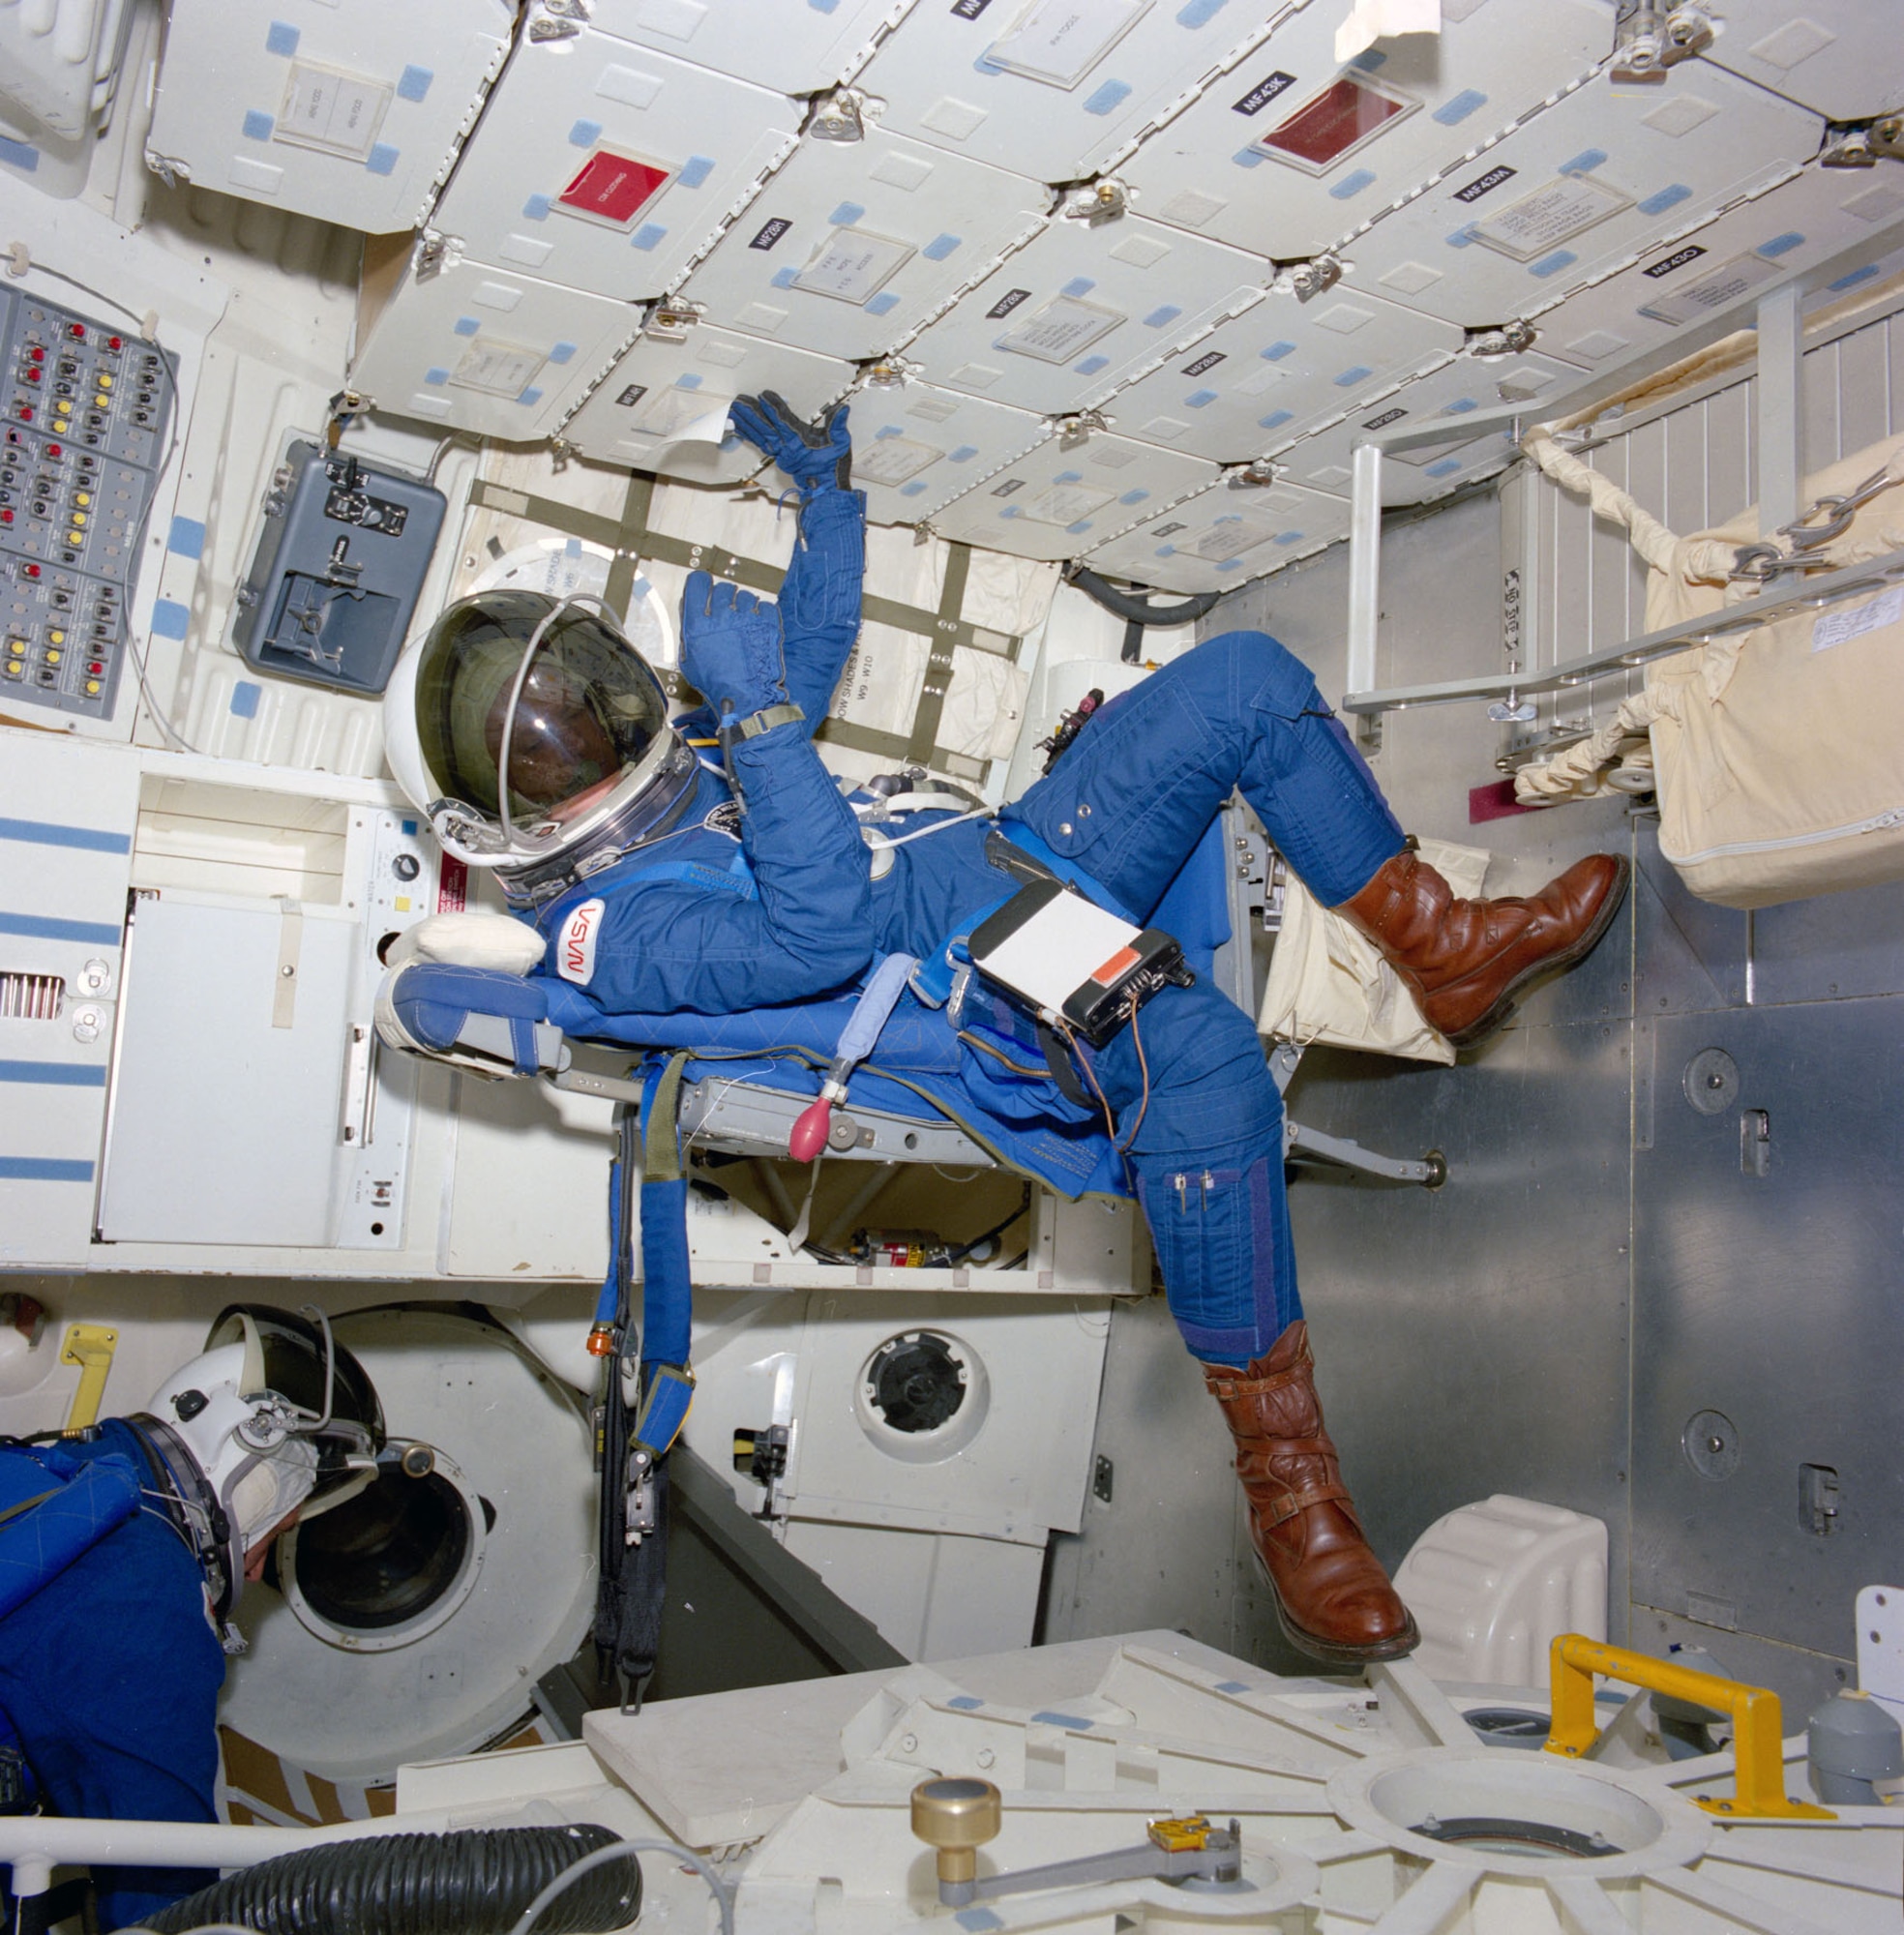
[1258,76,1407,168]
[557,150,670,225]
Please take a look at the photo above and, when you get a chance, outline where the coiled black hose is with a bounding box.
[143,1824,641,1935]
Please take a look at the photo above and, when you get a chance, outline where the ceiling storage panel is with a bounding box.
[929,426,1218,560]
[1103,285,1463,464]
[1701,0,1904,119]
[580,0,907,97]
[561,323,854,484]
[839,381,1048,526]
[1083,475,1353,590]
[1120,0,1614,262]
[144,0,514,232]
[903,214,1264,417]
[850,0,1283,186]
[429,27,802,305]
[675,129,1049,362]
[1342,66,1824,329]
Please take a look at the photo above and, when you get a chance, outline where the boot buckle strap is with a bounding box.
[1253,1479,1352,1530]
[1206,1354,1315,1401]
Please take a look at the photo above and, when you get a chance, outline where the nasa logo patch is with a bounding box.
[558,899,606,986]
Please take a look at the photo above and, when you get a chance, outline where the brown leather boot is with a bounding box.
[1335,847,1628,1047]
[1204,1321,1418,1665]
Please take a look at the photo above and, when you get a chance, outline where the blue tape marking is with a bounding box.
[1333,365,1373,387]
[1218,555,1245,569]
[1074,354,1111,375]
[770,265,798,287]
[1329,167,1376,199]
[265,20,300,57]
[523,194,551,222]
[1084,79,1132,115]
[1433,88,1487,125]
[1639,183,1691,216]
[0,1158,96,1182]
[1425,457,1464,476]
[678,154,715,189]
[973,52,1006,74]
[901,480,928,495]
[955,1913,1004,1934]
[1065,520,1093,534]
[1262,341,1296,361]
[424,366,449,386]
[1031,1711,1094,1729]
[864,291,901,315]
[229,680,261,719]
[0,1062,106,1088]
[0,912,120,946]
[1061,276,1096,298]
[1176,0,1228,26]
[0,819,131,855]
[949,444,978,461]
[1055,469,1083,484]
[1214,1680,1252,1693]
[875,424,904,439]
[946,1695,985,1711]
[1156,543,1176,556]
[564,537,583,557]
[454,315,482,336]
[1258,408,1293,431]
[366,144,399,177]
[1353,46,1386,69]
[0,136,38,172]
[1443,396,1477,413]
[548,341,577,365]
[242,110,275,142]
[1829,264,1880,291]
[1233,146,1266,168]
[1559,148,1607,175]
[402,819,417,836]
[827,200,867,227]
[631,223,668,251]
[922,233,961,260]
[398,65,433,103]
[809,0,839,13]
[1446,226,1477,249]
[675,372,703,390]
[1145,304,1182,328]
[1118,489,1148,505]
[570,119,604,147]
[1757,230,1804,258]
[150,599,189,640]
[1530,249,1578,278]
[999,505,1021,519]
[1185,388,1218,407]
[518,387,544,407]
[167,516,206,559]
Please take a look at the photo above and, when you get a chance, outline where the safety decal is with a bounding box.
[558,898,606,985]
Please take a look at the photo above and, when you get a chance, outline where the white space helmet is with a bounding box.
[383,590,698,907]
[140,1305,383,1616]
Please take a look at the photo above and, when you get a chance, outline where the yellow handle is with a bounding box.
[59,1324,118,1432]
[1545,1633,1833,1820]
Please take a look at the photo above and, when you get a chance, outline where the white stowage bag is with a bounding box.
[1257,837,1491,1065]
[386,912,546,974]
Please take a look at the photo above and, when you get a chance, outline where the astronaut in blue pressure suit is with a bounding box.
[386,397,1626,1664]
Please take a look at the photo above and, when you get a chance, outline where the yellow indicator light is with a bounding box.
[74,491,91,508]
[48,630,64,644]
[4,662,21,678]
[71,512,86,527]
[66,533,81,548]
[93,394,107,408]
[45,649,61,665]
[85,679,100,696]
[97,373,112,390]
[394,895,412,912]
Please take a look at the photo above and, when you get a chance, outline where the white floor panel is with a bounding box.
[1704,0,1904,119]
[580,0,907,96]
[851,0,1282,186]
[430,28,801,305]
[349,246,640,440]
[1341,65,1825,329]
[561,323,854,484]
[845,380,1048,526]
[1083,475,1353,591]
[1278,345,1589,503]
[1121,0,1613,261]
[145,0,514,233]
[1103,285,1462,465]
[904,214,1264,418]
[930,427,1218,560]
[676,128,1049,363]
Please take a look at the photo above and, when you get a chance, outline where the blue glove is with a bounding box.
[729,391,852,493]
[680,570,788,716]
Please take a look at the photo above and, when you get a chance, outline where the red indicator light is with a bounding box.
[22,370,40,384]
[0,510,11,525]
[67,324,85,340]
[88,661,104,675]
[28,347,45,363]
[106,337,122,350]
[14,406,30,423]
[23,564,41,579]
[45,444,60,459]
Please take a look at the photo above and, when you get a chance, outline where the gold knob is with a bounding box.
[911,1777,1001,1889]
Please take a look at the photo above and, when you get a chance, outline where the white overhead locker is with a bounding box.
[675,129,1049,362]
[1083,475,1352,591]
[904,215,1264,418]
[562,322,854,484]
[929,427,1217,559]
[349,242,639,441]
[579,0,907,96]
[1120,0,1613,262]
[145,0,513,232]
[1104,286,1462,464]
[1538,164,1904,373]
[851,0,1277,186]
[430,28,801,305]
[1341,66,1824,329]
[843,381,1046,526]
[1278,345,1589,504]
[1703,0,1904,119]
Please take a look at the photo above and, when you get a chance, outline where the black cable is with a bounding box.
[1065,566,1220,629]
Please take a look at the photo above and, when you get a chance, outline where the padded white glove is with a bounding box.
[384,911,545,976]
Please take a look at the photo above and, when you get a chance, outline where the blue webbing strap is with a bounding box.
[634,1053,695,1458]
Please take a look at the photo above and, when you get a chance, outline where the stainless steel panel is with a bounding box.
[1632,999,1904,1663]
[1752,878,1904,1007]
[1632,818,1749,1017]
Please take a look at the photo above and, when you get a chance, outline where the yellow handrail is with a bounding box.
[59,1324,117,1432]
[1545,1633,1833,1820]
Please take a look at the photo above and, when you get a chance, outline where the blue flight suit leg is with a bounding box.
[1003,631,1409,1366]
